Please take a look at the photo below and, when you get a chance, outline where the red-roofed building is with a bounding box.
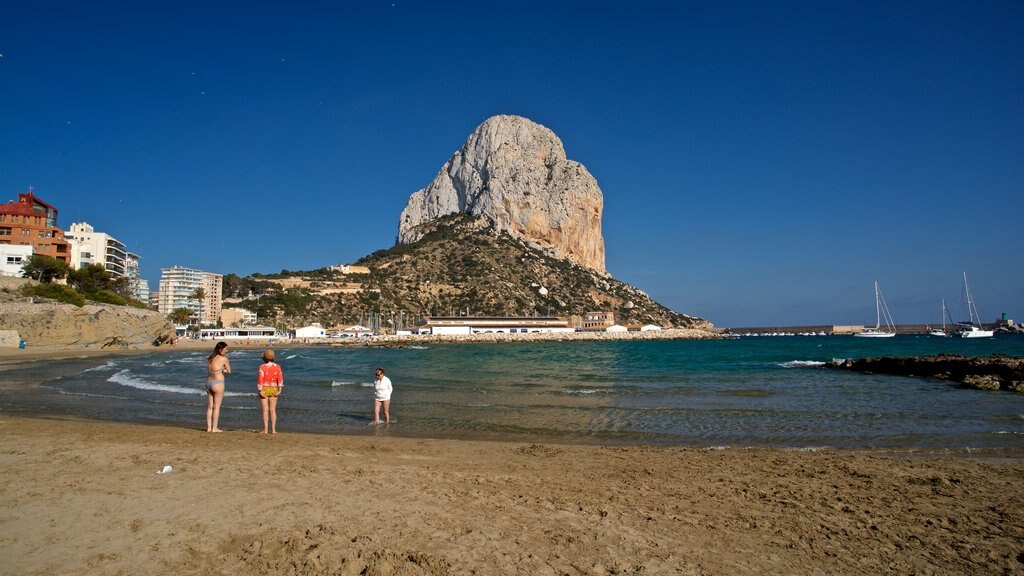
[0,190,71,264]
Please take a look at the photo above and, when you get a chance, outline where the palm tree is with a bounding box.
[190,287,206,324]
[168,307,192,326]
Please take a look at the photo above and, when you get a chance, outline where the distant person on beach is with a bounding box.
[373,367,392,424]
[206,341,231,432]
[257,350,284,434]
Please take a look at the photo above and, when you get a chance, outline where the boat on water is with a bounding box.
[927,299,951,337]
[951,272,994,338]
[855,281,896,338]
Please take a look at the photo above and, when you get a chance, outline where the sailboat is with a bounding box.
[951,272,994,338]
[855,281,897,338]
[927,299,951,337]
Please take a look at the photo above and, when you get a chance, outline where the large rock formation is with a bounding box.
[0,301,174,349]
[0,278,174,349]
[398,115,606,273]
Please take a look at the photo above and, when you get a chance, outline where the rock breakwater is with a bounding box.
[826,354,1024,392]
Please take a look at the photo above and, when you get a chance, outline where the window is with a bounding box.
[6,256,22,264]
[0,227,10,236]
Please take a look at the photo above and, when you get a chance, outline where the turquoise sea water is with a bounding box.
[6,335,1024,449]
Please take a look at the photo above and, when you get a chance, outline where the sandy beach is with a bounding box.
[0,408,1021,575]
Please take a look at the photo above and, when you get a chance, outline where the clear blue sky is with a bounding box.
[3,1,1022,328]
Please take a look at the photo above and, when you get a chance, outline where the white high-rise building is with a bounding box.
[65,222,151,301]
[125,252,149,302]
[65,222,128,277]
[158,266,223,325]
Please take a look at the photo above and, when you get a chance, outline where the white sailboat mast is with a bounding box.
[963,271,982,326]
[874,281,882,330]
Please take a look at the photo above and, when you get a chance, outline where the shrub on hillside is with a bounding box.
[82,290,128,306]
[21,283,86,307]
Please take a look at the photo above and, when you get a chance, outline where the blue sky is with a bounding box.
[2,1,1021,328]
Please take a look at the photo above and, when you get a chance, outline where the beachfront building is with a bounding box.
[413,316,575,335]
[0,190,72,265]
[294,323,327,338]
[0,244,33,277]
[220,307,258,327]
[326,324,373,338]
[157,266,223,325]
[198,326,278,341]
[581,311,615,331]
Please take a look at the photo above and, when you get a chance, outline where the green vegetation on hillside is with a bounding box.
[225,214,705,331]
[18,255,148,308]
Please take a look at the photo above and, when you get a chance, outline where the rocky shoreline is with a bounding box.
[826,353,1024,392]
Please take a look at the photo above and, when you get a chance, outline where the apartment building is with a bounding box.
[65,222,152,302]
[220,307,258,327]
[66,222,128,276]
[0,191,71,264]
[125,252,149,302]
[158,266,223,325]
[581,311,616,331]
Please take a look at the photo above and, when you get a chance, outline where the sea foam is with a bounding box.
[83,361,118,372]
[109,370,249,396]
[778,360,826,368]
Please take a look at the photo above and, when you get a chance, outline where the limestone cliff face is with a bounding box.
[0,279,174,349]
[398,115,606,273]
[0,301,174,349]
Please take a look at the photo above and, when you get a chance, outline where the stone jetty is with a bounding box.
[826,353,1024,392]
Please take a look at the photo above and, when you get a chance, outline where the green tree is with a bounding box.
[190,287,205,301]
[21,255,69,283]
[168,307,193,325]
[68,264,114,293]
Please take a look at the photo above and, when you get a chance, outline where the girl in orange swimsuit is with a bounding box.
[257,349,284,434]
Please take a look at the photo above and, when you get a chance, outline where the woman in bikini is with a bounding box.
[206,341,231,432]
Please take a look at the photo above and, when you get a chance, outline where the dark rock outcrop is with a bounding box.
[826,353,1024,392]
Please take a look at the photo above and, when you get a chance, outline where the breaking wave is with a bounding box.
[109,370,250,396]
[778,360,826,368]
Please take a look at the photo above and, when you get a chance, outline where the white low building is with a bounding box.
[0,244,32,277]
[640,325,663,331]
[294,324,327,338]
[606,325,628,332]
[327,324,373,338]
[198,326,279,341]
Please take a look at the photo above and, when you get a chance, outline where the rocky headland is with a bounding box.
[398,115,606,274]
[826,353,1024,392]
[0,277,174,350]
[231,115,710,330]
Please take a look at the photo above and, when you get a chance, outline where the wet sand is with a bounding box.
[1,413,1022,575]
